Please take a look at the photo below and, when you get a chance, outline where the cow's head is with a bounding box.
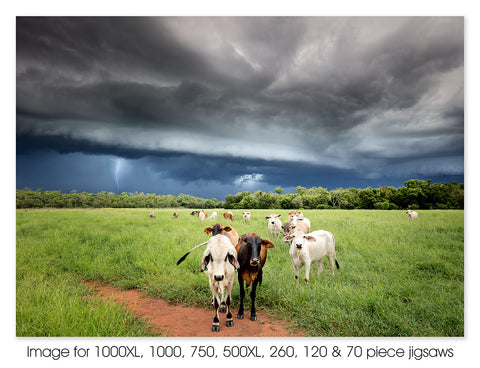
[201,239,240,280]
[283,233,315,249]
[204,224,233,236]
[239,233,274,267]
[265,213,281,225]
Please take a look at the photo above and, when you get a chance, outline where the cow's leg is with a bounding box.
[226,293,234,327]
[317,258,324,276]
[249,280,258,321]
[328,255,335,276]
[237,274,245,319]
[219,288,226,313]
[304,260,311,283]
[294,265,300,283]
[212,294,220,332]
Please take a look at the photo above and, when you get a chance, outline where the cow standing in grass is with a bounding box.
[235,233,275,321]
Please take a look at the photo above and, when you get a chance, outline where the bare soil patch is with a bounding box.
[86,282,305,337]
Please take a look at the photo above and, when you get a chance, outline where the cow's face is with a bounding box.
[201,243,239,281]
[265,214,281,225]
[240,234,274,267]
[283,232,305,249]
[204,224,232,236]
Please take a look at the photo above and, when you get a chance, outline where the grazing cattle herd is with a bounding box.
[168,208,417,332]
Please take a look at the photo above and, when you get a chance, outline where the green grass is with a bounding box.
[16,208,464,336]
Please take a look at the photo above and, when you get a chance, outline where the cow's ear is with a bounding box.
[282,235,292,242]
[204,227,213,234]
[201,254,211,271]
[304,235,316,242]
[262,239,275,249]
[223,226,232,232]
[276,214,282,217]
[264,216,270,219]
[227,253,240,269]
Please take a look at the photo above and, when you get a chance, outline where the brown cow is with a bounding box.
[223,211,234,221]
[172,211,179,218]
[235,233,275,321]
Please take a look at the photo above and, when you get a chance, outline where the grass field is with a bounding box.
[16,208,464,337]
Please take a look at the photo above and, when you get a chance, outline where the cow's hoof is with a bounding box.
[212,325,220,332]
[237,314,244,319]
[226,320,234,327]
[250,315,257,321]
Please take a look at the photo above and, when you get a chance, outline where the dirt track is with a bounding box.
[86,282,305,337]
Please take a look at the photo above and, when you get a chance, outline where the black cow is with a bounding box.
[235,233,275,321]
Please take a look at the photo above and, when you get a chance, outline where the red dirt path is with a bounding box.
[86,282,305,337]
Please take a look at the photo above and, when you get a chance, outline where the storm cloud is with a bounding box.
[16,17,464,198]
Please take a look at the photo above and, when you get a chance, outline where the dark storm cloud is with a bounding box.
[16,16,464,197]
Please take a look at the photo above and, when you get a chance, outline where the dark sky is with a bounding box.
[16,16,464,200]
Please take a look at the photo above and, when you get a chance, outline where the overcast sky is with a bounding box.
[16,16,464,199]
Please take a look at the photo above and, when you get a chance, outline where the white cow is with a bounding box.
[265,213,282,237]
[283,230,339,283]
[291,215,311,233]
[208,211,218,220]
[242,211,251,222]
[200,235,240,332]
[406,210,418,221]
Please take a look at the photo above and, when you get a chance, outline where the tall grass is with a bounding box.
[16,208,464,336]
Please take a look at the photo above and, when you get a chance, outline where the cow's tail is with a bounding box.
[176,241,208,265]
[331,232,340,269]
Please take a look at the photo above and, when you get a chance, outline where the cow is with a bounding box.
[198,210,208,221]
[176,235,240,332]
[283,230,339,283]
[242,211,251,222]
[201,235,240,331]
[208,211,218,220]
[172,211,179,218]
[265,213,282,237]
[223,212,234,221]
[204,223,240,251]
[235,233,275,321]
[406,209,418,221]
[282,221,293,236]
[291,215,311,232]
[149,211,156,218]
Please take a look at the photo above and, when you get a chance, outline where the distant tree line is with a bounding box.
[16,179,463,210]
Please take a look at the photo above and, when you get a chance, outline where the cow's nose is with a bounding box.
[296,244,303,249]
[250,258,259,266]
[214,275,224,281]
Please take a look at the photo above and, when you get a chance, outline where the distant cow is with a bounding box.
[406,209,418,221]
[282,221,293,236]
[208,211,218,220]
[242,212,251,222]
[198,210,208,221]
[172,211,179,218]
[235,233,275,321]
[223,212,234,221]
[265,213,282,237]
[283,229,339,283]
[149,211,156,218]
